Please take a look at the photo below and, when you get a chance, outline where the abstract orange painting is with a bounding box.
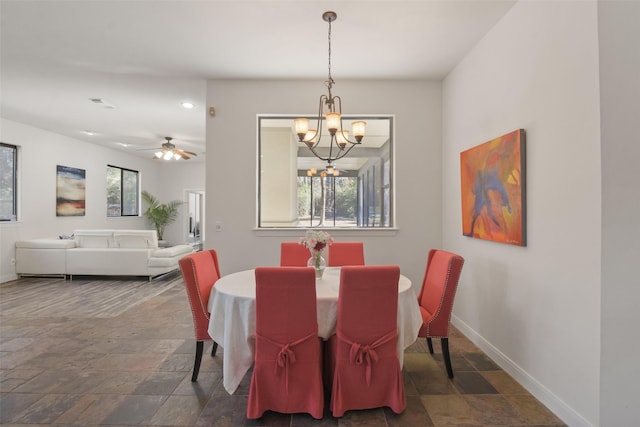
[460,129,526,246]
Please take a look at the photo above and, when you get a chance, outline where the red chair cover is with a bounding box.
[178,249,221,381]
[280,242,311,267]
[247,267,324,419]
[416,249,464,378]
[327,265,405,417]
[327,242,365,267]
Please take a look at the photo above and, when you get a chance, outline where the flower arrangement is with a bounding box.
[301,229,333,271]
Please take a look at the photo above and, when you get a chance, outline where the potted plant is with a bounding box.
[141,190,183,244]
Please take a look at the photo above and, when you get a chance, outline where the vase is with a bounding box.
[307,253,326,279]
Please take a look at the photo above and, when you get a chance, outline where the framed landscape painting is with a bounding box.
[56,165,86,216]
[460,129,526,246]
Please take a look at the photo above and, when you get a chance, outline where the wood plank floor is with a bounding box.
[0,274,180,318]
[0,275,567,426]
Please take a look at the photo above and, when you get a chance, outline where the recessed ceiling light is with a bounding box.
[181,101,195,109]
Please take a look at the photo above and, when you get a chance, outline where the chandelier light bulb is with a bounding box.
[325,112,341,135]
[336,131,349,150]
[294,118,309,140]
[351,121,366,142]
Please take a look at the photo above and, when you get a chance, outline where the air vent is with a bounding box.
[88,98,116,109]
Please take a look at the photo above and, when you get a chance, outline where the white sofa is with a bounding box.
[15,229,194,280]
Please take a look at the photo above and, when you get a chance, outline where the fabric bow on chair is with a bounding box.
[255,331,317,393]
[326,265,405,417]
[247,267,324,420]
[339,329,397,386]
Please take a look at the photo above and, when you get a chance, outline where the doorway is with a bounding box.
[186,190,204,251]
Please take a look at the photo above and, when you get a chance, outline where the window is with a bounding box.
[0,143,17,221]
[107,165,139,217]
[258,115,394,228]
[297,174,359,227]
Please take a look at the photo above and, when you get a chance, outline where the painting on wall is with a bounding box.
[460,129,526,246]
[56,165,86,217]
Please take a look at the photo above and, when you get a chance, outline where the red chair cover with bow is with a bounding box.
[178,249,221,381]
[279,242,311,267]
[327,265,405,417]
[247,267,324,419]
[327,242,365,267]
[416,249,464,378]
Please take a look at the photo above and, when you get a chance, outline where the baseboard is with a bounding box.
[451,315,594,427]
[1,272,19,284]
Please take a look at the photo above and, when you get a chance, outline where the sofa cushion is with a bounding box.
[152,244,194,258]
[74,230,116,248]
[113,230,158,248]
[115,234,154,249]
[15,239,76,249]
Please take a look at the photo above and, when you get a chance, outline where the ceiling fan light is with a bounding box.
[163,151,173,160]
[174,153,181,160]
[154,151,163,158]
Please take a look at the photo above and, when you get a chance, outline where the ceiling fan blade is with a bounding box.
[175,148,197,156]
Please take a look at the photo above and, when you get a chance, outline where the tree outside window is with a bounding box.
[107,165,139,217]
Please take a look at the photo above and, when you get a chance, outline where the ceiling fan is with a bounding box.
[147,137,198,160]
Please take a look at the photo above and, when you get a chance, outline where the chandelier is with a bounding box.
[294,11,366,176]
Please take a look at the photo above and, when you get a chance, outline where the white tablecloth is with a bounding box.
[207,267,423,394]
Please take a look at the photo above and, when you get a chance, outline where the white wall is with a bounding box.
[158,161,206,246]
[0,118,204,282]
[204,79,442,286]
[442,1,601,426]
[598,1,640,425]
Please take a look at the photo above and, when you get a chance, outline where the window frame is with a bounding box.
[257,114,395,230]
[0,143,18,221]
[106,164,140,217]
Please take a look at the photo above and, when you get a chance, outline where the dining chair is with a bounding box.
[326,265,405,417]
[327,241,365,266]
[416,249,465,378]
[247,267,324,419]
[178,249,221,382]
[279,242,311,266]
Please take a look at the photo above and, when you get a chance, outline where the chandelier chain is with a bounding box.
[326,16,334,91]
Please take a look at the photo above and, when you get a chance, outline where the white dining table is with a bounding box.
[207,266,423,394]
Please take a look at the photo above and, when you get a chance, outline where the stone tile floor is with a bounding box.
[0,276,567,426]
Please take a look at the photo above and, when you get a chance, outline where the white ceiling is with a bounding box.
[0,0,515,161]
